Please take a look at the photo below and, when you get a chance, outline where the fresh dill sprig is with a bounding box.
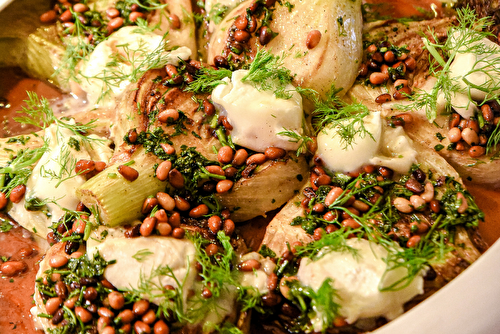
[402,7,500,152]
[15,92,98,144]
[0,142,49,195]
[298,86,372,149]
[294,227,360,261]
[276,128,313,156]
[185,66,232,94]
[241,49,294,99]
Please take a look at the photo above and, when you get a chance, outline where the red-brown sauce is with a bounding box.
[363,0,444,19]
[0,215,43,333]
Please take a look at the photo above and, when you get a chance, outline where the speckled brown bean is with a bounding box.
[410,195,426,211]
[404,57,416,71]
[106,8,120,18]
[73,3,89,12]
[405,178,424,194]
[429,199,440,213]
[140,217,157,237]
[156,161,172,181]
[313,228,324,241]
[40,10,57,23]
[234,15,248,30]
[208,215,222,234]
[232,149,248,166]
[372,52,383,63]
[325,224,338,234]
[246,153,267,165]
[461,128,479,146]
[129,11,145,22]
[239,259,261,271]
[214,55,228,69]
[352,200,369,212]
[156,192,175,211]
[108,17,124,31]
[119,324,131,334]
[49,255,68,268]
[168,169,184,189]
[235,29,251,43]
[306,30,321,49]
[393,86,411,100]
[247,15,257,32]
[375,93,391,104]
[469,146,485,158]
[393,197,413,213]
[410,221,429,234]
[172,227,185,239]
[98,307,114,318]
[97,316,112,333]
[218,146,234,164]
[259,27,273,45]
[369,72,389,85]
[118,165,139,181]
[223,219,235,236]
[156,222,172,236]
[60,9,73,22]
[117,309,135,324]
[63,296,78,309]
[0,192,7,209]
[142,198,159,214]
[189,204,209,218]
[158,109,179,123]
[0,260,25,276]
[383,50,395,63]
[481,104,494,122]
[133,300,150,316]
[160,143,175,155]
[205,243,219,256]
[216,180,234,193]
[54,281,68,299]
[342,218,361,229]
[407,235,421,248]
[324,187,343,206]
[75,306,93,323]
[101,326,116,334]
[312,203,325,213]
[134,321,151,334]
[203,99,215,116]
[169,14,180,29]
[380,64,389,74]
[448,127,462,143]
[169,212,181,227]
[108,291,125,310]
[467,119,480,134]
[154,320,170,334]
[267,272,278,291]
[10,184,26,203]
[449,113,461,128]
[366,44,377,53]
[45,297,63,315]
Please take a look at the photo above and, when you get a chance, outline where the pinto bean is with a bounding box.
[75,306,93,323]
[0,192,7,209]
[448,127,462,143]
[205,244,219,256]
[40,10,57,23]
[118,165,139,181]
[156,192,175,211]
[108,17,124,31]
[158,109,179,123]
[140,217,157,237]
[232,149,248,166]
[461,128,479,146]
[106,8,120,18]
[156,161,172,181]
[342,218,360,229]
[134,321,151,334]
[189,204,209,218]
[324,187,343,206]
[420,182,435,202]
[369,72,389,85]
[168,169,184,189]
[208,215,222,234]
[410,195,426,211]
[306,30,321,50]
[203,99,215,116]
[393,197,413,213]
[153,320,170,334]
[172,228,185,239]
[10,184,26,203]
[469,146,485,158]
[239,259,261,271]
[216,180,234,193]
[108,291,125,310]
[156,222,172,236]
[160,143,175,155]
[133,300,150,316]
[407,235,421,248]
[234,15,248,30]
[217,146,234,164]
[0,261,25,276]
[169,14,180,29]
[169,212,181,227]
[246,153,267,165]
[235,30,251,43]
[223,219,235,236]
[49,255,68,268]
[375,93,391,104]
